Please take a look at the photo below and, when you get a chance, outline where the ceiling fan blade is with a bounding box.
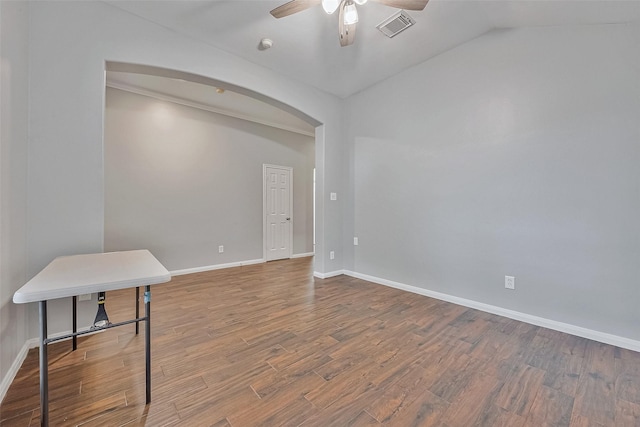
[370,0,428,11]
[270,0,322,18]
[338,1,356,47]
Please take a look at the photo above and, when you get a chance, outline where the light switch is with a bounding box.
[330,192,337,201]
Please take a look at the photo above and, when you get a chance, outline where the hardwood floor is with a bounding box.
[1,257,639,426]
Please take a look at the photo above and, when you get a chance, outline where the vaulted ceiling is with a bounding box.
[107,0,640,98]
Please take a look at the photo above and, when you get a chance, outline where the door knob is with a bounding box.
[286,218,291,221]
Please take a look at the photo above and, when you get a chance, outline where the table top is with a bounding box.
[13,250,171,304]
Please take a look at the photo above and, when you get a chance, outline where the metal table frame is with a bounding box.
[12,250,170,427]
[37,286,152,426]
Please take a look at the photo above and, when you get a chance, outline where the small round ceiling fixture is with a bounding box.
[258,38,273,51]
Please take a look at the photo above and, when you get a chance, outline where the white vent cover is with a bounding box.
[376,10,416,38]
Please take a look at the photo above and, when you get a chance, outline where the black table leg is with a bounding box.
[72,295,77,351]
[39,300,49,427]
[144,285,151,404]
[135,287,140,335]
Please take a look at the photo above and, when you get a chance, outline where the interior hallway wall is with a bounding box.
[104,88,315,271]
[0,0,29,395]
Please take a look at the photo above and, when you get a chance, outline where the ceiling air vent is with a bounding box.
[376,10,416,38]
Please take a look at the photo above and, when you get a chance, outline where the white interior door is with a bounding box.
[264,165,292,261]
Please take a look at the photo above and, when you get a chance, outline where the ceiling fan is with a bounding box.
[270,0,428,47]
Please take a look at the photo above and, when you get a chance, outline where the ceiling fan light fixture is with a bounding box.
[322,0,340,14]
[344,2,359,25]
[354,0,368,5]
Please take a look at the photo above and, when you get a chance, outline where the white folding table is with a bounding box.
[13,250,171,427]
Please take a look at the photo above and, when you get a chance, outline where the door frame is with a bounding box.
[263,164,294,261]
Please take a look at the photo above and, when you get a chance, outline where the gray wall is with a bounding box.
[104,88,315,271]
[345,24,640,341]
[0,0,29,393]
[6,0,637,395]
[24,0,344,339]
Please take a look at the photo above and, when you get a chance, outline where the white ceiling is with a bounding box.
[106,0,640,98]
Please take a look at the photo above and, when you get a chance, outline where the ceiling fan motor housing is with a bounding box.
[270,0,427,46]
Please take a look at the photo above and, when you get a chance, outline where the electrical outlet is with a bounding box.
[353,237,359,246]
[78,293,92,301]
[218,245,224,253]
[505,276,515,290]
[330,251,335,260]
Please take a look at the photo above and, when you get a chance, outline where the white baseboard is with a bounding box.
[170,254,313,277]
[314,270,345,279]
[343,270,640,353]
[170,258,265,276]
[291,252,314,259]
[0,339,32,403]
[0,326,100,403]
[8,265,635,405]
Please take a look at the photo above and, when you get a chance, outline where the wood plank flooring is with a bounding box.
[1,257,639,426]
